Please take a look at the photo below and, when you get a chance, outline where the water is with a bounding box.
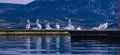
[0,35,119,55]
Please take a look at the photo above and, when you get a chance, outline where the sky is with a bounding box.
[0,0,34,4]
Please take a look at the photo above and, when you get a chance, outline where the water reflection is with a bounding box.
[0,35,71,55]
[0,35,119,55]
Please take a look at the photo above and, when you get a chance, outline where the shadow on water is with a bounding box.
[71,34,120,44]
[0,35,119,55]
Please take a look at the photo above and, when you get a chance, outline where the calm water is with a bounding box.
[0,35,119,55]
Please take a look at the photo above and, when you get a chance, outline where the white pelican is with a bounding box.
[55,22,60,30]
[64,19,75,30]
[26,19,30,30]
[45,22,52,30]
[99,22,108,30]
[76,26,81,30]
[92,22,108,30]
[36,19,42,30]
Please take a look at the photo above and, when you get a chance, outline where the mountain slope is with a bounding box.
[0,0,118,29]
[0,3,23,29]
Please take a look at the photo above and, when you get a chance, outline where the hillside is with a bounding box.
[0,0,118,29]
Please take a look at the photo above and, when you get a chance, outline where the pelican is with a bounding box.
[99,22,108,30]
[92,24,102,30]
[26,19,30,30]
[92,22,108,30]
[55,22,60,30]
[36,19,42,30]
[45,22,52,30]
[64,19,75,30]
[68,19,75,30]
[76,26,81,30]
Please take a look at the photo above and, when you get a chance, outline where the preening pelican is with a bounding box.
[92,22,108,30]
[76,26,81,30]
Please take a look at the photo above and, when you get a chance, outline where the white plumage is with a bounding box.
[92,22,108,30]
[64,19,75,30]
[55,22,60,30]
[26,19,30,30]
[36,19,42,30]
[45,22,52,30]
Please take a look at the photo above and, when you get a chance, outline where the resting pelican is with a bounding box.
[26,19,30,30]
[45,22,52,30]
[64,19,75,30]
[55,22,60,30]
[92,22,108,30]
[36,19,42,30]
[76,26,81,30]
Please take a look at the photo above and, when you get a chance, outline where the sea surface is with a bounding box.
[0,35,119,55]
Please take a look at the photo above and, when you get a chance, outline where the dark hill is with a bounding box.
[0,0,118,29]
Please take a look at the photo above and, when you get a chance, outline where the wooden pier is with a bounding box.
[0,30,70,35]
[0,30,120,41]
[0,30,120,36]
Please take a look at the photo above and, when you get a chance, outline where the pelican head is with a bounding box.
[68,19,71,24]
[36,19,39,23]
[27,19,30,23]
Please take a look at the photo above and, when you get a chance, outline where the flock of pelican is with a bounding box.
[26,19,108,30]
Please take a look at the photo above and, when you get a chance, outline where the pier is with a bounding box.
[0,30,70,35]
[0,30,120,36]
